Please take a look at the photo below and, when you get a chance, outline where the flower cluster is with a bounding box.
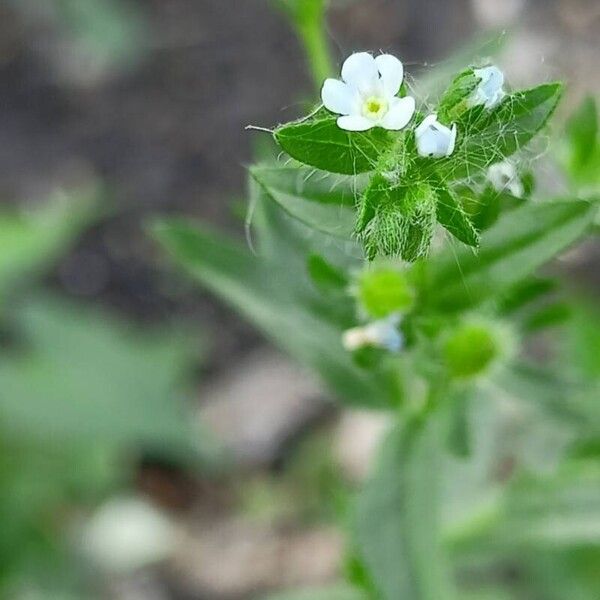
[322,52,506,160]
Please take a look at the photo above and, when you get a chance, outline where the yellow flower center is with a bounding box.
[362,96,388,120]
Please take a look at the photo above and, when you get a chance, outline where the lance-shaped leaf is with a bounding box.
[435,82,563,181]
[451,461,600,551]
[274,113,394,175]
[434,184,480,247]
[265,585,367,600]
[152,192,397,409]
[250,164,360,239]
[564,96,600,187]
[355,413,456,600]
[424,198,598,312]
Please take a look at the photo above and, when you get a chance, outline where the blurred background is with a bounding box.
[0,0,598,598]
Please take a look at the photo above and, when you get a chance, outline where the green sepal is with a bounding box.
[358,181,437,262]
[433,183,480,247]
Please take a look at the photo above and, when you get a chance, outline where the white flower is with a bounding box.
[342,313,403,352]
[487,160,524,198]
[321,52,416,132]
[415,114,457,158]
[471,66,505,109]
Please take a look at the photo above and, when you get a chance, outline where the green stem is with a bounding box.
[275,0,334,93]
[297,19,334,93]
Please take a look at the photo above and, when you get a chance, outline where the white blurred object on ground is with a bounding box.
[335,410,391,482]
[81,496,177,574]
[172,520,342,598]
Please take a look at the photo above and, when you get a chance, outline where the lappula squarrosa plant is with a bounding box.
[154,2,600,598]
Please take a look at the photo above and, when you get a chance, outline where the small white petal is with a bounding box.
[375,54,404,96]
[342,314,403,352]
[343,327,369,351]
[415,113,438,137]
[380,96,416,130]
[341,52,378,91]
[337,115,374,131]
[321,78,357,115]
[446,124,458,156]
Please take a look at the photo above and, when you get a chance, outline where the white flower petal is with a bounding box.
[446,124,458,156]
[380,96,415,130]
[341,52,378,91]
[321,78,357,115]
[337,115,374,131]
[375,54,404,96]
[415,113,438,137]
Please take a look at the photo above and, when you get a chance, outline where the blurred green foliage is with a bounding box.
[0,184,209,596]
[154,3,600,598]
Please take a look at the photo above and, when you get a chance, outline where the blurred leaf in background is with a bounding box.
[7,0,148,85]
[0,187,101,307]
[0,296,203,453]
[0,296,210,595]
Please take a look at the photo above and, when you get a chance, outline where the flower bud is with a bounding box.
[415,114,457,158]
[357,267,415,318]
[471,65,506,109]
[443,320,509,378]
[343,314,403,352]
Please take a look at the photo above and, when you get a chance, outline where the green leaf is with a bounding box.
[265,585,367,600]
[442,83,563,180]
[566,96,598,171]
[434,184,480,247]
[250,164,359,238]
[307,253,348,293]
[467,461,600,550]
[355,413,456,600]
[567,300,600,381]
[0,188,100,302]
[425,198,598,312]
[497,277,558,315]
[274,113,393,175]
[565,96,600,186]
[462,184,524,232]
[152,205,396,408]
[0,297,202,456]
[447,388,472,457]
[522,302,571,332]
